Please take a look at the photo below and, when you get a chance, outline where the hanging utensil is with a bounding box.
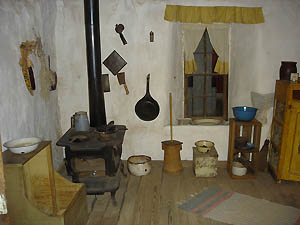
[115,24,127,45]
[19,41,37,95]
[135,74,159,121]
[48,55,57,91]
[117,72,129,95]
[102,74,110,92]
[28,67,36,90]
[103,50,127,75]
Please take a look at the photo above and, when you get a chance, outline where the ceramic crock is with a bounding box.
[127,155,151,176]
[280,61,297,80]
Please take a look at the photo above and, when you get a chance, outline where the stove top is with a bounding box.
[57,125,127,151]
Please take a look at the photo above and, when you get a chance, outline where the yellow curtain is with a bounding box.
[183,24,229,75]
[183,24,206,74]
[207,25,229,74]
[164,5,264,24]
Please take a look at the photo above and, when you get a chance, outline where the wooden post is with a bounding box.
[169,93,173,142]
[0,136,9,224]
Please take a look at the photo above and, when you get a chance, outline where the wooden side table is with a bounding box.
[227,118,262,179]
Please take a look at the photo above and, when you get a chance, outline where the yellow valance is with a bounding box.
[164,5,264,24]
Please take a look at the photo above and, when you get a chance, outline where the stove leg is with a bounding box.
[120,161,127,177]
[64,158,73,176]
[111,191,117,206]
[72,175,79,183]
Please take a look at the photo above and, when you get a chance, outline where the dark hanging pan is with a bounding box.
[135,74,160,121]
[103,50,127,75]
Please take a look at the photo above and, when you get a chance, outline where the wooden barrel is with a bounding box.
[161,140,183,173]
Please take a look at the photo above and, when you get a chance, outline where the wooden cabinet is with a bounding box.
[227,119,262,179]
[3,141,88,225]
[269,80,300,182]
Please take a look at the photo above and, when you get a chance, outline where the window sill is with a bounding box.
[174,122,229,127]
[177,119,229,126]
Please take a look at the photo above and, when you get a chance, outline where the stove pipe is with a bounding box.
[84,0,107,127]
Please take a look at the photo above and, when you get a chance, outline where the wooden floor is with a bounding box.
[86,161,300,225]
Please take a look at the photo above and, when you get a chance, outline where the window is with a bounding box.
[184,26,228,120]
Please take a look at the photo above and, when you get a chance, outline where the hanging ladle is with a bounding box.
[115,24,127,45]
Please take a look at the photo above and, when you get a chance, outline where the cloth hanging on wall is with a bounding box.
[164,5,264,24]
[183,24,229,74]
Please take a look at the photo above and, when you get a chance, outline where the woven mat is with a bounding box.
[178,186,300,225]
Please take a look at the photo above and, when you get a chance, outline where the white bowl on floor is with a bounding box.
[232,162,247,176]
[127,155,151,176]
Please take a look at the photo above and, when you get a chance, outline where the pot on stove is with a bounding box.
[74,111,90,131]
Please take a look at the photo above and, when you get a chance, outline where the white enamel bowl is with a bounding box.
[3,137,42,154]
[232,161,247,176]
[195,140,214,153]
[127,155,151,176]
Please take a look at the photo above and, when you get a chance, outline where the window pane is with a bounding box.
[193,97,204,116]
[184,28,228,120]
[206,96,216,116]
[186,75,225,117]
[206,76,215,97]
[187,97,204,117]
[194,53,205,73]
[192,76,204,96]
[216,93,224,116]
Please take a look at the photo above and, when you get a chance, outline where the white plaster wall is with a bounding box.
[56,0,300,161]
[0,0,63,169]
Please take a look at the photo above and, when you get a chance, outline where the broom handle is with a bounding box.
[169,92,173,142]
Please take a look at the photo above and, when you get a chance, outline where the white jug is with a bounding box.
[74,111,90,131]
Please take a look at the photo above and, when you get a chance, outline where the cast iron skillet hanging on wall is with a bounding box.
[135,74,160,121]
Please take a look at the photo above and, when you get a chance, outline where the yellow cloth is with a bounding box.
[164,5,264,24]
[214,61,229,74]
[207,25,229,74]
[183,24,229,74]
[184,60,197,75]
[183,24,206,74]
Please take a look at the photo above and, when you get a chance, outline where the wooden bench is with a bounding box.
[3,141,88,225]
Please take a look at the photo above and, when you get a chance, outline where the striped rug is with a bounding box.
[178,186,300,225]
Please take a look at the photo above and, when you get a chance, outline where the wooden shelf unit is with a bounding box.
[269,80,300,182]
[3,141,88,225]
[227,118,262,179]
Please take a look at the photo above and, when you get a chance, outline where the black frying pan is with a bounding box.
[135,74,160,121]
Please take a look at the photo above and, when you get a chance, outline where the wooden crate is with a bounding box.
[193,146,218,177]
[3,141,88,225]
[227,119,262,179]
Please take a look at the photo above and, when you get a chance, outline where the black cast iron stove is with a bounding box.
[57,0,127,202]
[56,124,127,199]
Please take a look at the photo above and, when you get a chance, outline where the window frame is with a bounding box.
[183,29,228,121]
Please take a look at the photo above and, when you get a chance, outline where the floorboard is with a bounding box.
[84,161,300,225]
